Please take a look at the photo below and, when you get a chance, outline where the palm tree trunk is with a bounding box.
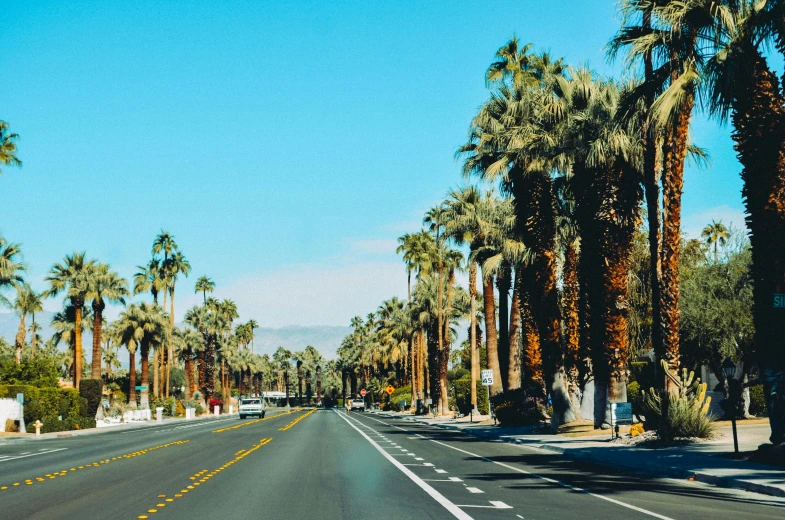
[91,301,104,379]
[409,334,417,412]
[128,346,137,407]
[440,267,456,414]
[140,344,150,409]
[197,349,206,400]
[167,288,175,398]
[14,315,25,365]
[507,268,522,391]
[520,264,543,393]
[31,313,37,360]
[482,270,502,395]
[562,243,581,414]
[74,304,83,390]
[184,350,193,400]
[497,266,511,391]
[660,75,694,391]
[469,260,479,412]
[153,349,160,398]
[732,46,785,444]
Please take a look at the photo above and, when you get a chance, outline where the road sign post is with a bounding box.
[480,370,495,422]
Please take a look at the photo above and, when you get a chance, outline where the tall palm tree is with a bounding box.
[194,275,215,303]
[85,263,129,379]
[701,220,730,263]
[609,0,709,386]
[118,303,167,409]
[51,304,93,386]
[13,283,39,364]
[0,121,21,174]
[163,251,190,396]
[247,319,259,353]
[46,252,94,389]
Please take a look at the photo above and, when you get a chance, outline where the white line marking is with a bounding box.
[0,448,68,463]
[435,469,447,474]
[335,411,472,520]
[416,457,424,461]
[424,477,464,482]
[428,439,675,520]
[457,501,513,509]
[467,487,484,494]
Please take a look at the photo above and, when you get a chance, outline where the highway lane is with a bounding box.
[346,411,785,520]
[2,407,784,520]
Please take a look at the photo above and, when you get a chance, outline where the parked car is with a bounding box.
[350,398,365,412]
[239,398,265,419]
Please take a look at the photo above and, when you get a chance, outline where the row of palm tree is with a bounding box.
[340,2,785,440]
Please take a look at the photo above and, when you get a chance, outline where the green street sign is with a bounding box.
[775,294,785,308]
[135,385,147,391]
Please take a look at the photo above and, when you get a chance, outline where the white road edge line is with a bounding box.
[335,411,473,520]
[428,438,675,520]
[0,448,68,463]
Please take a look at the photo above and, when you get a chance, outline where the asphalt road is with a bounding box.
[1,408,784,520]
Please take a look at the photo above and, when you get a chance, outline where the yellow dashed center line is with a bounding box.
[136,438,273,518]
[1,440,189,492]
[212,409,303,433]
[279,409,316,431]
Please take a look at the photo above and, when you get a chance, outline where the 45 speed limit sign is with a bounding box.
[481,369,494,386]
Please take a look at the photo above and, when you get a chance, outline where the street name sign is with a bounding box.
[611,402,633,425]
[360,389,367,397]
[385,385,395,395]
[135,385,147,391]
[775,294,785,308]
[481,370,494,386]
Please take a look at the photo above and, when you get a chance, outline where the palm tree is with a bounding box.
[609,0,707,385]
[114,312,139,406]
[701,220,730,263]
[0,121,21,174]
[51,304,93,386]
[247,319,259,353]
[85,263,129,379]
[194,275,215,303]
[46,252,94,389]
[119,303,167,409]
[13,283,39,364]
[133,259,165,304]
[163,251,190,397]
[0,236,25,308]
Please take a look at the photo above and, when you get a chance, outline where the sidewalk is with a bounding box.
[0,412,238,443]
[376,411,785,498]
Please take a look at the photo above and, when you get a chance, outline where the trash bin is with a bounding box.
[416,399,424,415]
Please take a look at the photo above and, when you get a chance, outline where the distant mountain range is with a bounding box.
[0,312,350,359]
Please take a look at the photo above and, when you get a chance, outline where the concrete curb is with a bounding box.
[387,413,785,499]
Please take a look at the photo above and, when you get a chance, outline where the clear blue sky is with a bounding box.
[0,1,755,326]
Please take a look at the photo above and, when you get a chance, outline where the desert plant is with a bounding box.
[640,361,715,443]
[490,388,546,427]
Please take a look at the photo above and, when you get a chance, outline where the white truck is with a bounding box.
[239,398,266,419]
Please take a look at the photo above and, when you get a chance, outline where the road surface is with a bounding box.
[1,408,784,519]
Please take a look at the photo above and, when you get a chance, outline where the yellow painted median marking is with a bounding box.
[279,409,316,431]
[0,440,189,493]
[135,438,273,519]
[212,409,303,433]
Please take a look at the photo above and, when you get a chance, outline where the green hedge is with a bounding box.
[749,384,766,416]
[0,384,85,424]
[41,415,97,433]
[79,379,104,418]
[454,377,489,415]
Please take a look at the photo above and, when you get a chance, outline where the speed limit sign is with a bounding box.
[481,370,494,386]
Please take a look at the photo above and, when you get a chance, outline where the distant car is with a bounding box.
[239,398,265,419]
[350,398,365,412]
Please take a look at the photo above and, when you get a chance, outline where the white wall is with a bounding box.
[0,398,22,433]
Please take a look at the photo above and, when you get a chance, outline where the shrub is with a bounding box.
[175,400,185,416]
[5,419,19,433]
[490,388,546,427]
[749,384,766,416]
[640,363,715,443]
[630,423,645,436]
[79,379,104,418]
[41,415,96,433]
[453,377,489,415]
[0,384,83,423]
[208,397,224,412]
[0,358,61,387]
[627,381,642,416]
